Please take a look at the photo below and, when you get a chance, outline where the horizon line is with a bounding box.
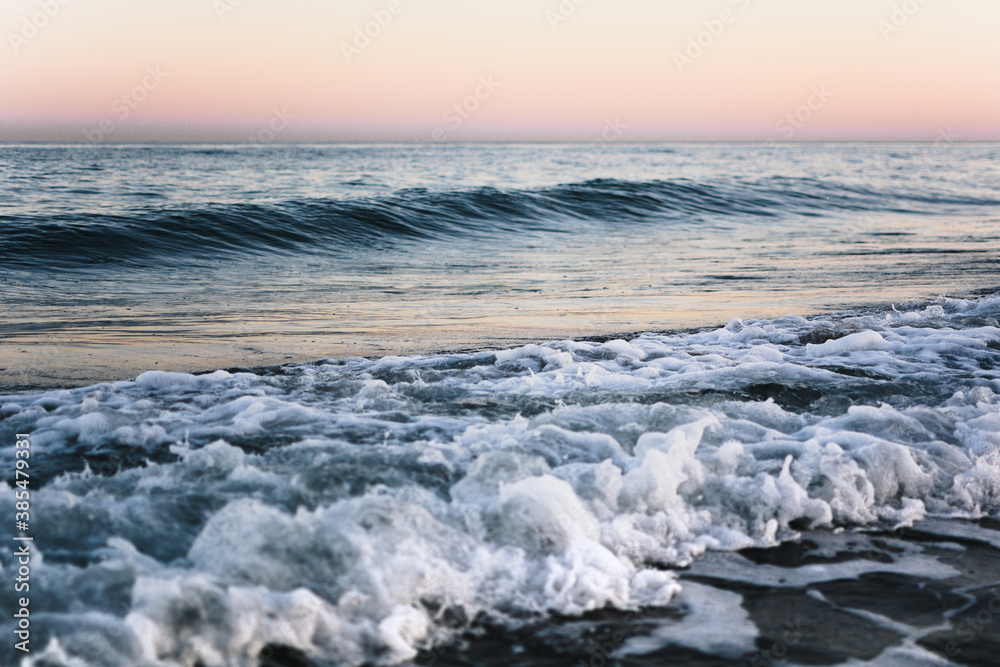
[1,139,998,146]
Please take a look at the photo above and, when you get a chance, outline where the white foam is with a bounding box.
[807,330,894,357]
[2,294,999,665]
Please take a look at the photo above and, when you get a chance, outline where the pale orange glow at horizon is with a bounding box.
[1,0,998,142]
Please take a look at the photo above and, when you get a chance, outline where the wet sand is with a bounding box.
[6,284,997,393]
[0,298,818,392]
[373,519,1000,667]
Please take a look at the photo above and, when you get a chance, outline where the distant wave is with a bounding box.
[2,177,997,267]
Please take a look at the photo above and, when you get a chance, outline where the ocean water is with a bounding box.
[1,144,1000,666]
[2,143,1000,388]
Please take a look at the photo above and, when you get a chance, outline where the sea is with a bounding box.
[1,143,999,666]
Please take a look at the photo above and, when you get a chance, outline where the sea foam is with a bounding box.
[1,294,999,665]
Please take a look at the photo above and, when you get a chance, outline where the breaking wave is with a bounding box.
[1,293,999,665]
[3,177,997,267]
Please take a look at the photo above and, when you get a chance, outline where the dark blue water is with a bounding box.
[2,144,999,268]
[3,174,999,268]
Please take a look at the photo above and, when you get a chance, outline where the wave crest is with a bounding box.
[4,177,995,267]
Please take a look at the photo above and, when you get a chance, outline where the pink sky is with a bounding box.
[1,0,998,142]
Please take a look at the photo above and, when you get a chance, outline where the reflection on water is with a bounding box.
[1,143,998,388]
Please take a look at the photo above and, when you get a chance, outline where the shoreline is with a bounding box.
[404,518,1000,667]
[3,288,997,395]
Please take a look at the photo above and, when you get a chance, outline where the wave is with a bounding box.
[3,177,997,268]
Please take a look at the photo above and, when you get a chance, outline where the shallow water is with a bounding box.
[2,292,1000,666]
[2,143,999,388]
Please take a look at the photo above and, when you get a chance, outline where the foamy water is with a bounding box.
[2,293,999,665]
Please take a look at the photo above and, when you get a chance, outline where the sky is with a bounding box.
[1,0,998,142]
